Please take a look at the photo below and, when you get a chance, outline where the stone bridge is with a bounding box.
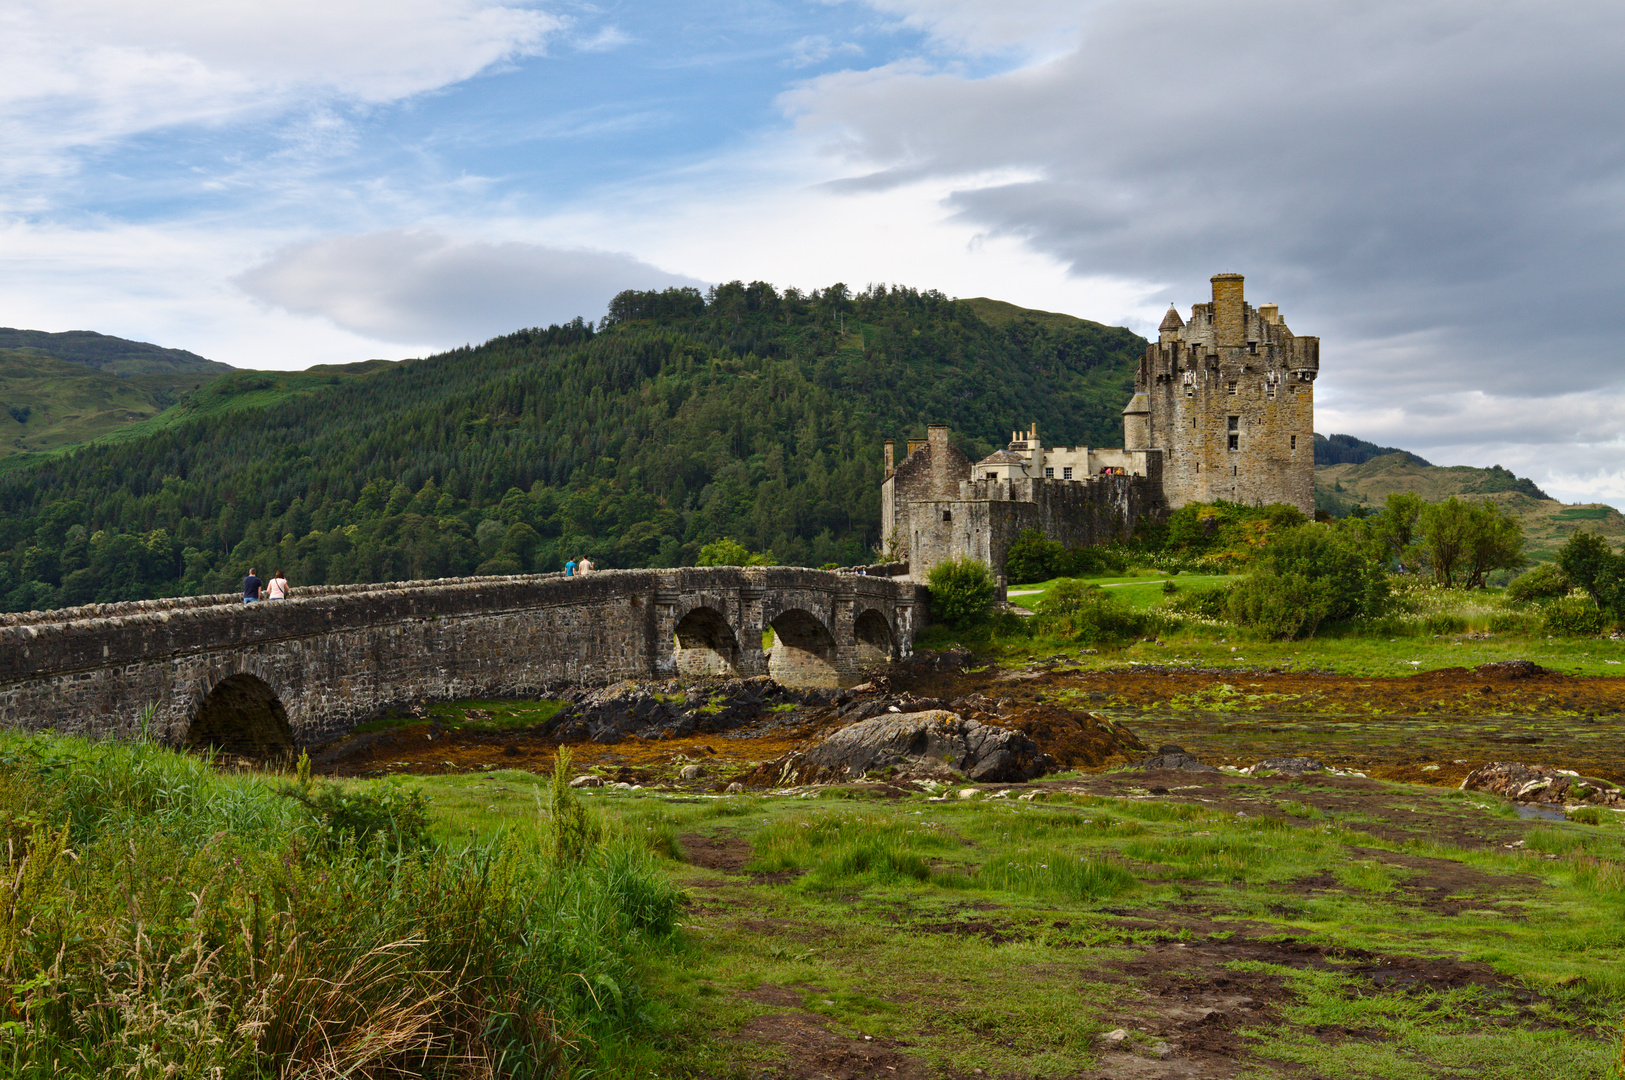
[0,568,925,757]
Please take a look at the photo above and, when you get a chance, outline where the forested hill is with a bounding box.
[0,282,1146,611]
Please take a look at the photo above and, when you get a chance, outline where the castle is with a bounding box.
[881,273,1318,582]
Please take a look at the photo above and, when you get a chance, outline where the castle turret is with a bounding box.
[1211,273,1246,348]
[1123,393,1151,450]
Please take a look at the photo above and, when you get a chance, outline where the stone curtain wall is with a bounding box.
[908,471,1166,582]
[0,568,923,751]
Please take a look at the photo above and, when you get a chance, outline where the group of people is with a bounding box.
[563,555,594,577]
[241,567,289,603]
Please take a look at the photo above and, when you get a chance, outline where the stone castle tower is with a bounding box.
[1125,273,1317,513]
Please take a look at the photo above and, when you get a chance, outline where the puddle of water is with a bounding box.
[1514,804,1569,821]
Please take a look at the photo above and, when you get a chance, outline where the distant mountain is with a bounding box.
[1315,452,1610,555]
[0,329,237,462]
[1314,432,1432,468]
[0,328,231,378]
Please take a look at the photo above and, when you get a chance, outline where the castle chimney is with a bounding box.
[1211,273,1245,348]
[883,439,895,477]
[927,424,950,498]
[1258,303,1279,326]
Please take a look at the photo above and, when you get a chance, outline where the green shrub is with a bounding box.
[1033,579,1160,644]
[1543,596,1609,636]
[284,778,430,852]
[1004,529,1064,584]
[927,556,996,628]
[1004,530,1126,584]
[1226,572,1329,639]
[1507,562,1572,604]
[1488,610,1540,633]
[1227,524,1387,639]
[1164,583,1231,618]
[1424,613,1468,635]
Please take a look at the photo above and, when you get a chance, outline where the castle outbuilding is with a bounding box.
[881,273,1317,582]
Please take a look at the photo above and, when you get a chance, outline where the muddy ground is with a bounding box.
[315,660,1625,789]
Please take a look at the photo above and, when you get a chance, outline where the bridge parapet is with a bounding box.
[0,568,927,753]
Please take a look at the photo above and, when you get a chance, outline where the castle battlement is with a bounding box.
[881,272,1315,582]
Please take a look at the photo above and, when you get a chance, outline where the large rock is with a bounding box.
[764,709,1051,785]
[542,676,799,743]
[1460,762,1622,805]
[1134,745,1218,772]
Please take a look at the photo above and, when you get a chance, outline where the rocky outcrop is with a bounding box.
[759,710,1051,785]
[1459,762,1623,805]
[541,677,841,743]
[1134,745,1218,772]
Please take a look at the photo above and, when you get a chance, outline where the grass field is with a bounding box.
[411,769,1625,1079]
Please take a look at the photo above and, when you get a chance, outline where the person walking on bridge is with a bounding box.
[242,568,263,604]
[266,570,289,600]
[564,557,577,578]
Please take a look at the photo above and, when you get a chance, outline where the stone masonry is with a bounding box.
[883,272,1316,581]
[0,568,923,754]
[1132,273,1318,511]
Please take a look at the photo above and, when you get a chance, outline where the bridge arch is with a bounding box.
[766,608,838,688]
[853,607,897,667]
[673,606,742,677]
[185,672,295,758]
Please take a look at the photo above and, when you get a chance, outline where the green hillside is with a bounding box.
[1316,453,1622,556]
[0,327,230,377]
[0,349,219,460]
[0,282,1146,611]
[0,329,240,463]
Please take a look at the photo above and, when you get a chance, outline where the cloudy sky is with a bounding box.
[3,0,1623,503]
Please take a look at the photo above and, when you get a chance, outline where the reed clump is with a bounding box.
[0,731,679,1078]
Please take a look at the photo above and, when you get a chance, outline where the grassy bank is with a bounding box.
[930,570,1625,677]
[418,771,1625,1079]
[0,734,679,1078]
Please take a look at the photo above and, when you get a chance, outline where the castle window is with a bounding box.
[1290,435,1297,450]
[1227,380,1237,395]
[1248,341,1257,355]
[984,472,996,480]
[1186,385,1194,398]
[1044,467,1054,479]
[1227,415,1239,430]
[1231,465,1237,477]
[941,510,952,523]
[1228,434,1238,451]
[1063,467,1073,480]
[1267,383,1276,400]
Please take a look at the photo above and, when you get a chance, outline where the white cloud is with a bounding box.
[0,0,560,181]
[236,230,704,344]
[787,36,864,69]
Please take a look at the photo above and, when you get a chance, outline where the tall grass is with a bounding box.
[0,732,680,1079]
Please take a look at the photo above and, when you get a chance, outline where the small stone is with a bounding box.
[569,774,605,788]
[1150,1041,1174,1058]
[679,763,705,780]
[958,788,981,799]
[1102,1028,1129,1043]
[725,781,746,794]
